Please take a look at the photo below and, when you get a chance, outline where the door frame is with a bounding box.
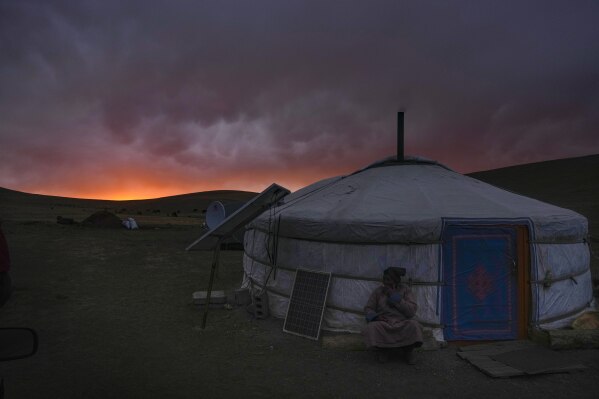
[516,225,531,339]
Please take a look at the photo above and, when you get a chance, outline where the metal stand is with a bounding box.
[201,239,222,329]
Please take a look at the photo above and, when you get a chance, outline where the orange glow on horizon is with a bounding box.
[13,162,359,200]
[26,185,265,201]
[21,176,313,201]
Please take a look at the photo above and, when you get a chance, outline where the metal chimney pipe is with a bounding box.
[397,111,404,161]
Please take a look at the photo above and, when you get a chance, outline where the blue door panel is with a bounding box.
[443,225,518,340]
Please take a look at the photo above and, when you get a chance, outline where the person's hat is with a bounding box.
[384,267,406,283]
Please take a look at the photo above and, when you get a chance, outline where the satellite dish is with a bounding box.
[205,201,246,230]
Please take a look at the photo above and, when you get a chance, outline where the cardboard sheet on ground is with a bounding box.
[490,346,587,375]
[458,340,587,378]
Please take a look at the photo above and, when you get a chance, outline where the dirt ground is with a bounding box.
[1,220,598,399]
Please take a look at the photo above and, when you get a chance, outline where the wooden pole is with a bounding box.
[201,239,222,329]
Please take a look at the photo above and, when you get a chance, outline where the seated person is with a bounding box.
[363,266,423,364]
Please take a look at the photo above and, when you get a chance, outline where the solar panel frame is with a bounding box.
[186,183,290,251]
[283,269,332,340]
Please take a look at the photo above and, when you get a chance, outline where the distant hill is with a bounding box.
[467,154,598,236]
[0,187,256,207]
[468,154,598,212]
[116,190,257,214]
[0,186,257,225]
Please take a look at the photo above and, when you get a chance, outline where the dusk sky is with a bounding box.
[1,1,598,200]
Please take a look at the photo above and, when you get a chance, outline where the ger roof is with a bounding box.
[248,156,587,243]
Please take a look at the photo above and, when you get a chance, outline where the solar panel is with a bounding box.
[283,269,331,340]
[186,183,290,251]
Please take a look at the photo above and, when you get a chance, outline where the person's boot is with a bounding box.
[405,346,417,365]
[375,349,390,363]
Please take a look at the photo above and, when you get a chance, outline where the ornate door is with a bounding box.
[442,225,518,340]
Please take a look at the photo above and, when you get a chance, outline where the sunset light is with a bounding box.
[1,1,598,200]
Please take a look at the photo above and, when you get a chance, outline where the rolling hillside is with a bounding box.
[0,186,257,225]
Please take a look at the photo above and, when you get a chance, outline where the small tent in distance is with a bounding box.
[81,211,122,228]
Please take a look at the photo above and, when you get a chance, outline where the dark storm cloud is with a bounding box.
[1,0,598,197]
